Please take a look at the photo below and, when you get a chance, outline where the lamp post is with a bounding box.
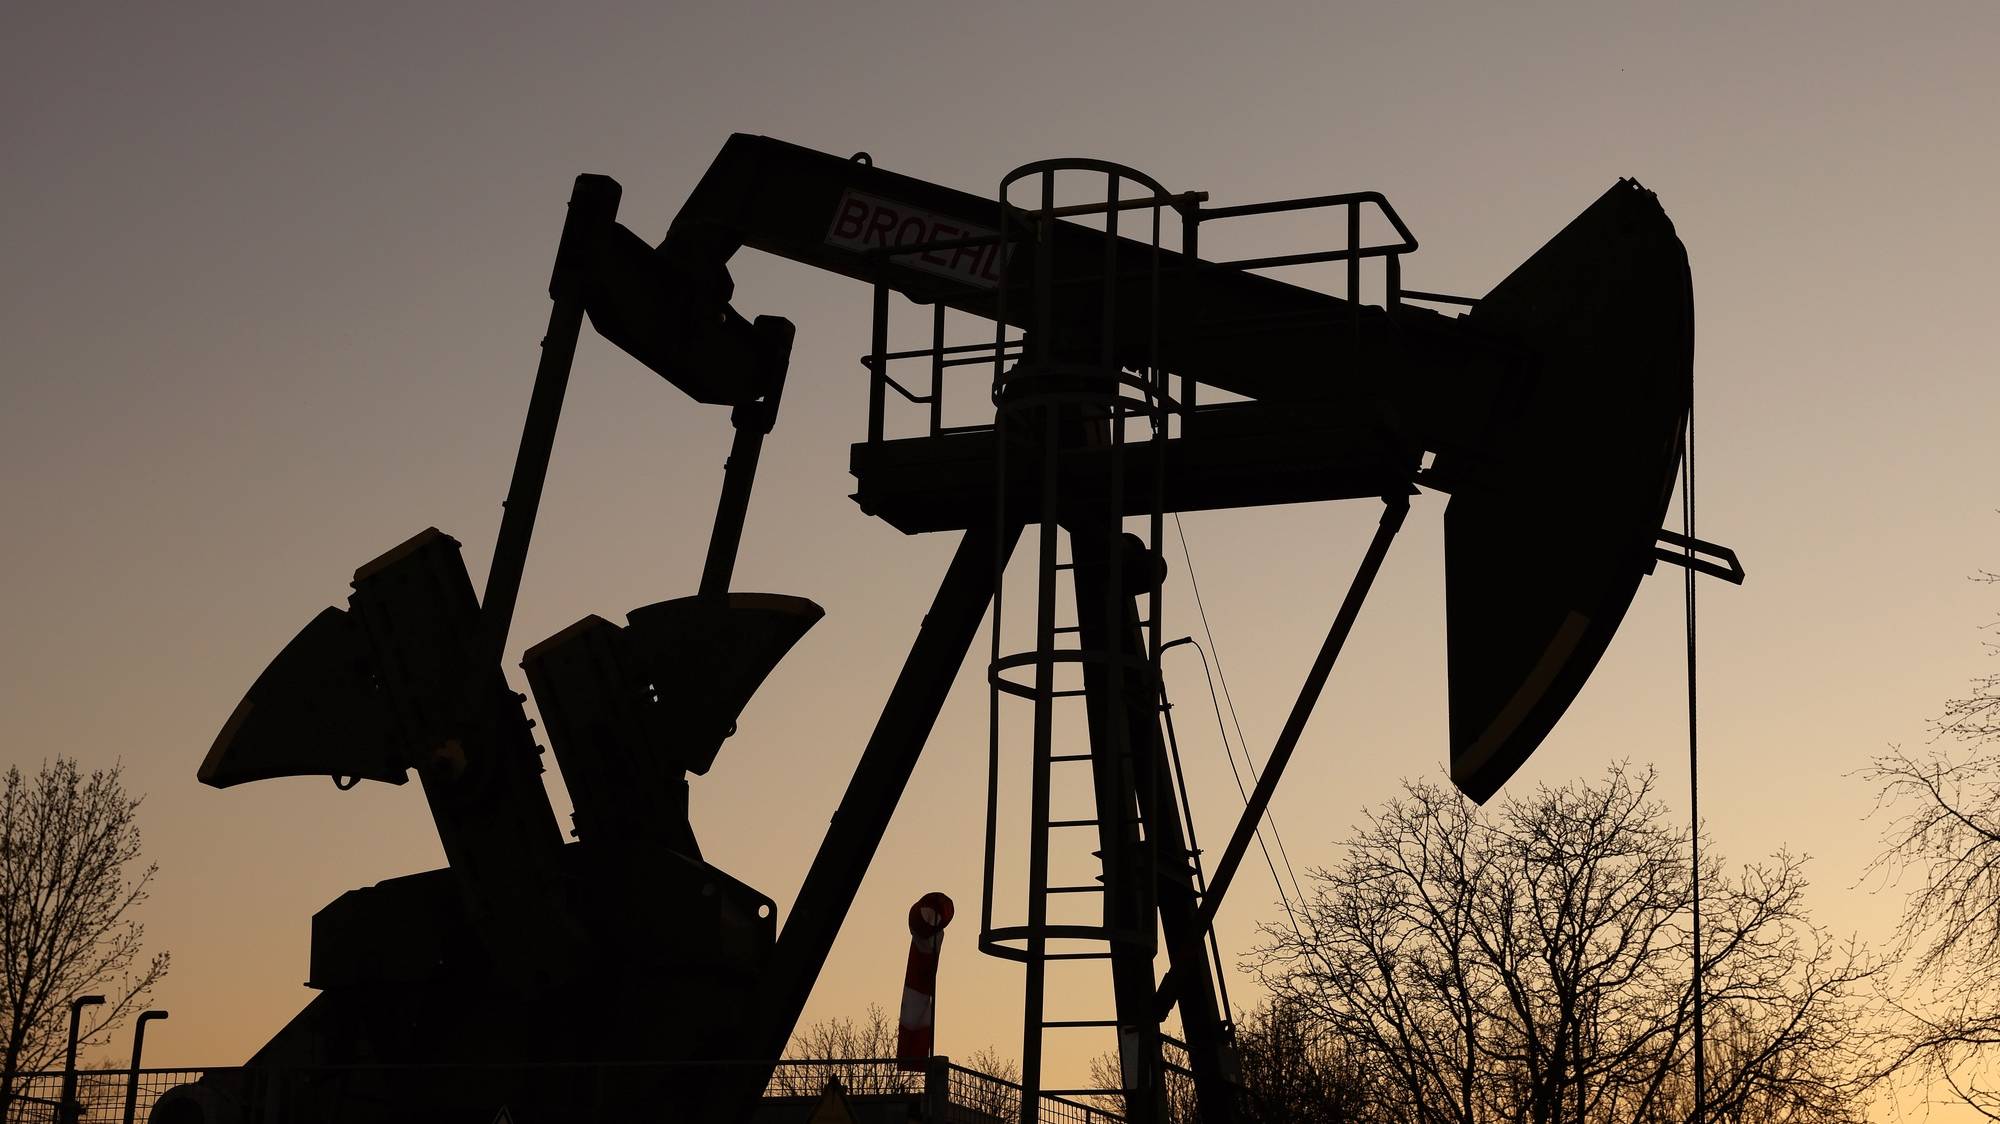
[61,995,104,1124]
[123,1010,169,1124]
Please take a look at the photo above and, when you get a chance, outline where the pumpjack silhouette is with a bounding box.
[162,136,1739,1124]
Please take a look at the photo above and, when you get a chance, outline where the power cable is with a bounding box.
[1173,636,1300,933]
[1171,512,1310,911]
[1685,376,1707,1122]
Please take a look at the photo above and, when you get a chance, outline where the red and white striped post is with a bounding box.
[896,892,955,1071]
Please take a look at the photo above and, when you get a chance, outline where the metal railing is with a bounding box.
[1,1057,1113,1124]
[861,290,1025,443]
[939,1064,1119,1124]
[4,1068,215,1124]
[857,176,1479,451]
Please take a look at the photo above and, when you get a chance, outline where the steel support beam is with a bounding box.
[1071,531,1235,1124]
[1155,492,1409,1013]
[716,521,1021,1121]
[480,174,623,669]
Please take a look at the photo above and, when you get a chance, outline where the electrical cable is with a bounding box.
[1172,636,1300,933]
[1685,377,1707,1121]
[1171,512,1310,913]
[1176,513,1311,908]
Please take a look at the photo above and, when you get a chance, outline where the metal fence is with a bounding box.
[4,1068,214,1124]
[1,1058,1118,1124]
[939,1064,1118,1124]
[762,1058,923,1100]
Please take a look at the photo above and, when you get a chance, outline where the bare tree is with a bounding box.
[786,1006,1022,1116]
[1861,568,2000,1117]
[955,1046,1023,1123]
[1086,1002,1381,1124]
[1088,1036,1201,1124]
[1253,765,1877,1124]
[959,1046,1020,1085]
[0,758,169,1114]
[1231,999,1380,1124]
[786,1003,916,1096]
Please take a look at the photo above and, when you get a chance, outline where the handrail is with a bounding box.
[999,156,1179,204]
[1200,189,1418,252]
[1401,288,1479,307]
[1214,243,1409,271]
[869,338,1025,365]
[943,1062,1125,1120]
[859,167,1454,449]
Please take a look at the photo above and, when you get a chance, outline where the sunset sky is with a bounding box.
[5,3,1999,1118]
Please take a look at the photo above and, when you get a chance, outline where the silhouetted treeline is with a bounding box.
[1862,563,2000,1117]
[1249,764,1876,1124]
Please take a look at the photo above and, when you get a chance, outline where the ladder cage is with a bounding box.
[981,159,1185,1124]
[905,155,1437,1124]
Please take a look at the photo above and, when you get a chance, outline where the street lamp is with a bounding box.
[124,1010,170,1124]
[61,995,104,1124]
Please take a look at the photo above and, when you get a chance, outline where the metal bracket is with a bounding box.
[1654,530,1745,585]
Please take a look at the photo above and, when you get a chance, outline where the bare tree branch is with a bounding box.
[1253,765,1876,1124]
[1860,568,2000,1113]
[0,758,169,1116]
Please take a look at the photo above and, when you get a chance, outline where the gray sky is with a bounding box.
[5,2,1998,1115]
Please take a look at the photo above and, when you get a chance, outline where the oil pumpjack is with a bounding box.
[163,135,1739,1124]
